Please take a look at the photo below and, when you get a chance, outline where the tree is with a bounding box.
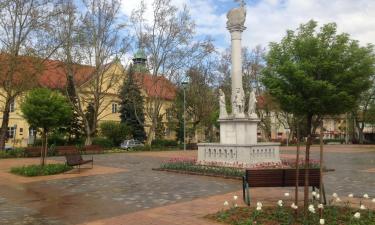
[353,75,375,143]
[53,0,128,146]
[99,121,130,146]
[262,20,375,213]
[184,68,218,142]
[131,0,214,144]
[120,66,146,142]
[0,0,59,150]
[21,88,72,166]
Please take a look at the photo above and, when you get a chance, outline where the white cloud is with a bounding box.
[243,0,375,49]
[120,0,375,51]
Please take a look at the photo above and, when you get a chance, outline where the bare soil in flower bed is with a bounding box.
[206,206,375,225]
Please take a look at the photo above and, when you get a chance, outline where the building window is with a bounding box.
[7,127,16,139]
[112,103,118,113]
[9,100,15,112]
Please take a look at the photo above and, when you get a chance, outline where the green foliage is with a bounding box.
[99,121,130,146]
[151,139,178,148]
[21,88,72,132]
[120,66,147,142]
[160,160,244,178]
[263,20,375,120]
[0,148,25,158]
[92,137,114,149]
[173,89,185,143]
[209,206,375,225]
[10,164,72,177]
[64,75,84,142]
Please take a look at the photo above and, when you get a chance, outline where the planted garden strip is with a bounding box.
[152,168,242,180]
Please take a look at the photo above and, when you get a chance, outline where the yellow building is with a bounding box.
[0,54,176,148]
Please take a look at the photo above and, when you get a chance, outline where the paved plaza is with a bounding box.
[0,145,374,225]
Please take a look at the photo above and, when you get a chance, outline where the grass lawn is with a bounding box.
[10,164,73,177]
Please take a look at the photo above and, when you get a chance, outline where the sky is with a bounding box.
[120,0,375,52]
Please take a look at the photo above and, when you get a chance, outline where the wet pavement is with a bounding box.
[0,154,239,225]
[0,146,374,225]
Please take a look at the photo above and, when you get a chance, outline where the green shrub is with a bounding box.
[99,121,130,146]
[0,148,26,158]
[92,137,114,149]
[160,159,244,178]
[152,139,178,148]
[10,164,72,177]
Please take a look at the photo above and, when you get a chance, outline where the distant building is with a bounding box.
[0,52,176,147]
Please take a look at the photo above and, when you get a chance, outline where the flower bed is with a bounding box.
[207,193,375,225]
[157,157,322,179]
[158,157,244,178]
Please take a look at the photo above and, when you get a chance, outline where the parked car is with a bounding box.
[120,139,144,149]
[4,145,13,151]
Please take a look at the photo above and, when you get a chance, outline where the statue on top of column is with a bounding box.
[227,0,246,28]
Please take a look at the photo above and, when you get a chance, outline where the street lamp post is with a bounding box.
[182,82,188,151]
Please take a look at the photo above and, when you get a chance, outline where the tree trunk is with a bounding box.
[294,124,300,217]
[0,98,12,150]
[319,120,324,218]
[84,126,93,146]
[41,131,48,167]
[356,121,365,144]
[304,114,313,216]
[44,131,48,166]
[83,116,93,146]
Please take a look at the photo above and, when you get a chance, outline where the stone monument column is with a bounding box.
[226,4,246,117]
[197,0,281,166]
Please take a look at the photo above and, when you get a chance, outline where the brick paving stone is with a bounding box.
[0,145,374,225]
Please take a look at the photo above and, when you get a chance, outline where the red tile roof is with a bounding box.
[38,59,95,89]
[1,54,176,100]
[135,73,176,101]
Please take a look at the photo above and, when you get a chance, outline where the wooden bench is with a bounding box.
[82,145,104,154]
[56,146,79,156]
[25,147,42,157]
[242,168,326,205]
[65,154,93,172]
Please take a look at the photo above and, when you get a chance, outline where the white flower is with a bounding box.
[372,198,375,203]
[234,203,238,207]
[354,212,360,219]
[233,195,238,201]
[320,218,325,225]
[363,194,369,199]
[312,191,317,196]
[335,197,341,202]
[348,193,354,198]
[291,203,298,209]
[284,192,290,197]
[316,194,320,199]
[318,204,324,209]
[308,204,316,213]
[277,200,283,207]
[224,201,229,206]
[256,206,262,211]
[360,204,366,210]
[332,193,338,198]
[257,202,263,207]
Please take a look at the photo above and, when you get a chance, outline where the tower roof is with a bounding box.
[133,48,147,60]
